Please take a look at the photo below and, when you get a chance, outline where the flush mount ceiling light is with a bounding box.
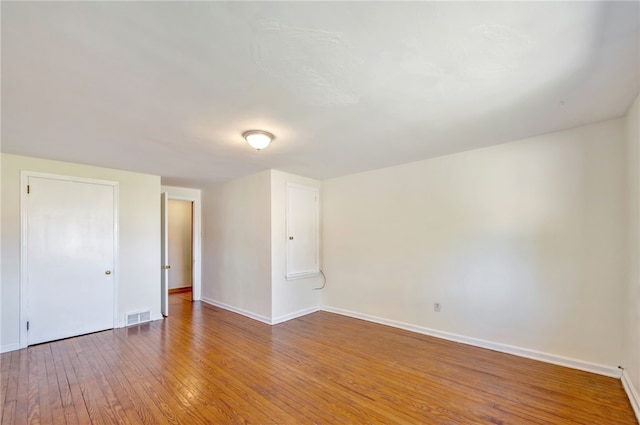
[242,130,274,150]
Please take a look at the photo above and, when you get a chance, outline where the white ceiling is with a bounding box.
[2,1,639,188]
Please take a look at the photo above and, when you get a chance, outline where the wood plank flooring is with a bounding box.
[1,293,637,424]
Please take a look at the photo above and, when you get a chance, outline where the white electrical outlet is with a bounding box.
[434,302,441,312]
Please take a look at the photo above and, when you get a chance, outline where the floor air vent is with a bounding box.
[126,310,151,326]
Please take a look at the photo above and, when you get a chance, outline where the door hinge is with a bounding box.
[26,321,30,331]
[27,185,30,194]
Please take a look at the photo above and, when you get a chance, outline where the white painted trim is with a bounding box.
[272,306,320,325]
[160,192,169,317]
[622,370,640,422]
[112,183,120,332]
[201,297,272,325]
[21,171,119,187]
[1,343,21,354]
[151,314,164,322]
[166,194,202,302]
[200,298,318,325]
[286,271,321,281]
[20,171,119,349]
[19,172,28,349]
[321,306,621,378]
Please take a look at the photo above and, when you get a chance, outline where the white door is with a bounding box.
[26,176,116,345]
[160,192,169,316]
[286,183,319,280]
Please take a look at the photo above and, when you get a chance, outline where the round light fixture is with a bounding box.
[242,130,274,150]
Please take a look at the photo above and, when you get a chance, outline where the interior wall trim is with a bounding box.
[201,297,272,325]
[272,306,321,325]
[321,305,621,379]
[622,369,640,422]
[0,343,21,354]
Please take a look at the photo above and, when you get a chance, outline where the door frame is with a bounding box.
[161,192,169,316]
[19,171,120,349]
[167,194,202,301]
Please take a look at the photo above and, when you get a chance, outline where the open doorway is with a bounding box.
[160,186,202,315]
[168,199,193,298]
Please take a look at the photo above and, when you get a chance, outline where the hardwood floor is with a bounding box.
[168,287,192,296]
[1,293,637,424]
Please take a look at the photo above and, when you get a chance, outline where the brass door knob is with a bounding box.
[105,270,112,275]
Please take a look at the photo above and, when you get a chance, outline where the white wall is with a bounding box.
[322,118,626,369]
[201,170,272,322]
[623,95,640,416]
[271,170,323,323]
[1,154,161,352]
[161,185,202,300]
[167,200,192,290]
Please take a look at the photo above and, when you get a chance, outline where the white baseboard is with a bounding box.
[272,306,321,325]
[321,306,621,378]
[200,298,319,325]
[622,370,640,422]
[201,297,272,325]
[1,315,164,353]
[151,314,164,322]
[0,343,21,354]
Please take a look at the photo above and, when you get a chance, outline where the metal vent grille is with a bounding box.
[139,311,151,322]
[126,310,152,326]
